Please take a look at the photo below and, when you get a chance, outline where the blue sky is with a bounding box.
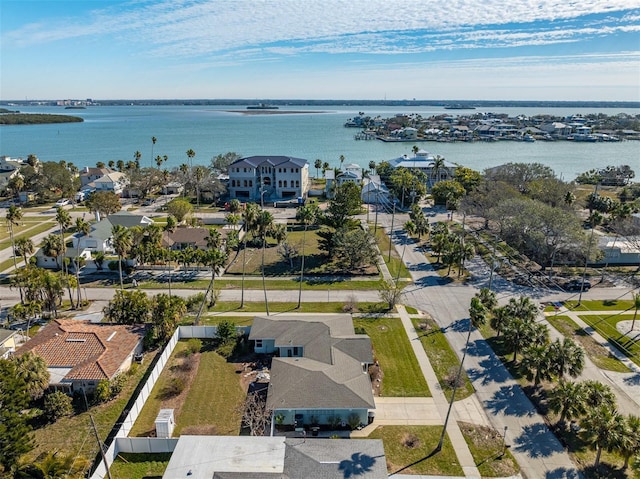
[1,0,639,101]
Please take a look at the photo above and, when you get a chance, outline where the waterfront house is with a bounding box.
[161,227,211,251]
[388,150,457,188]
[80,167,116,187]
[361,175,390,204]
[324,163,364,199]
[248,314,375,429]
[228,156,309,202]
[0,169,20,195]
[17,319,145,394]
[539,122,572,138]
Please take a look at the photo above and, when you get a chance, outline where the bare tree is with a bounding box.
[239,392,273,436]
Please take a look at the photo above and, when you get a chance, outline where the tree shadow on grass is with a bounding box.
[484,385,536,417]
[544,467,582,479]
[513,423,564,458]
[387,447,441,476]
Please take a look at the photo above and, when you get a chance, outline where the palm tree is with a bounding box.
[151,136,157,168]
[339,154,345,170]
[116,159,125,172]
[430,155,446,188]
[186,148,196,169]
[477,287,497,312]
[521,344,551,386]
[296,203,319,308]
[225,213,240,231]
[314,159,322,179]
[240,203,260,308]
[55,206,74,307]
[548,337,585,379]
[74,218,90,306]
[412,145,419,156]
[133,150,142,169]
[369,161,376,174]
[547,379,585,428]
[206,228,222,250]
[6,206,23,292]
[271,223,287,245]
[581,406,626,468]
[41,234,64,268]
[468,296,487,328]
[14,237,34,266]
[582,380,616,409]
[111,224,133,290]
[13,350,49,400]
[631,292,640,331]
[257,209,274,315]
[618,415,640,470]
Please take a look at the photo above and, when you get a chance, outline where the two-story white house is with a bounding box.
[228,156,309,202]
[94,172,129,195]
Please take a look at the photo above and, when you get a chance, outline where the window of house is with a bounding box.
[255,339,263,348]
[278,180,282,187]
[284,180,287,187]
[244,168,247,172]
[296,168,299,173]
[249,180,252,187]
[296,180,300,187]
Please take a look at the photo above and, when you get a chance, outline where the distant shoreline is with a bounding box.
[226,110,331,115]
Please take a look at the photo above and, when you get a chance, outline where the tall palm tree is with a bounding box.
[547,379,585,428]
[430,155,446,188]
[314,159,322,179]
[581,406,626,468]
[55,206,74,307]
[368,161,376,174]
[74,218,91,306]
[521,344,552,386]
[257,209,274,315]
[582,380,617,409]
[186,148,196,169]
[477,287,497,312]
[240,203,260,308]
[6,206,23,295]
[151,136,157,168]
[14,237,34,266]
[41,234,64,269]
[339,154,345,170]
[296,203,319,308]
[13,350,49,400]
[111,224,133,290]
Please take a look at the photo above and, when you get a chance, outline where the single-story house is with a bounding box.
[595,236,640,266]
[249,314,375,429]
[33,247,93,272]
[161,227,211,251]
[0,328,20,359]
[162,435,387,479]
[163,182,184,195]
[16,319,145,393]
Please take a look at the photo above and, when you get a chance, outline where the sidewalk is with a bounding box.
[396,305,481,479]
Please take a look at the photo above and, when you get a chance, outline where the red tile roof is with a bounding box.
[18,319,145,382]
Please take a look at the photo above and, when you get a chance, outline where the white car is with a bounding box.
[54,198,70,207]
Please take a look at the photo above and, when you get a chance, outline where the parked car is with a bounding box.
[566,279,591,291]
[54,198,70,207]
[142,198,155,206]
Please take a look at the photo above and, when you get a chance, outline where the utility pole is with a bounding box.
[388,199,396,263]
[579,182,599,305]
[90,414,113,479]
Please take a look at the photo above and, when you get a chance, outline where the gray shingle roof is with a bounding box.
[230,156,308,169]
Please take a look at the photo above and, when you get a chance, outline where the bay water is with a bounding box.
[1,105,638,181]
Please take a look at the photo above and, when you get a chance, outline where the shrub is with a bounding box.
[186,293,206,313]
[216,340,236,359]
[95,380,111,403]
[401,432,421,449]
[347,413,361,430]
[43,392,73,422]
[165,377,185,397]
[342,294,358,313]
[187,338,202,355]
[328,415,342,429]
[109,374,127,397]
[216,319,237,345]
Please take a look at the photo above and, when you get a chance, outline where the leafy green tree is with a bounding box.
[454,166,482,193]
[210,152,241,174]
[103,289,151,324]
[431,180,465,209]
[85,190,122,219]
[216,319,237,345]
[548,379,586,428]
[13,351,49,400]
[387,168,426,208]
[296,202,320,307]
[323,182,362,229]
[19,451,88,479]
[167,197,194,223]
[581,406,626,468]
[0,359,34,472]
[484,162,556,194]
[332,227,377,271]
[43,391,74,422]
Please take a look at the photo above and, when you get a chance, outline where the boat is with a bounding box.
[65,106,86,109]
[444,104,476,110]
[246,103,279,110]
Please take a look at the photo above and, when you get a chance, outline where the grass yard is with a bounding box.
[458,422,519,478]
[206,301,389,315]
[412,317,474,402]
[368,425,462,476]
[546,315,631,373]
[110,453,171,479]
[565,299,635,312]
[578,313,640,367]
[371,225,411,280]
[354,317,430,397]
[130,340,245,437]
[0,219,56,248]
[141,277,383,291]
[28,349,160,470]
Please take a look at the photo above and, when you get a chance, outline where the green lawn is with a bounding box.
[28,349,160,468]
[110,453,170,479]
[0,220,56,248]
[546,315,631,373]
[354,317,430,397]
[368,425,462,476]
[578,313,640,367]
[412,317,474,402]
[371,225,411,280]
[141,277,384,291]
[458,422,519,478]
[130,340,245,437]
[565,299,635,312]
[205,301,389,315]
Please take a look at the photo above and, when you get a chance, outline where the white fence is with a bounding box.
[90,325,220,479]
[115,437,179,454]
